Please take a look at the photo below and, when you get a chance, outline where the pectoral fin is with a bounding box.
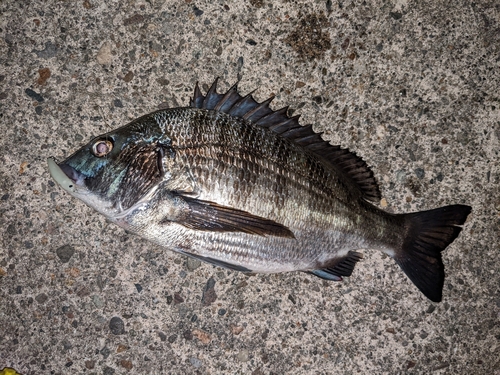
[178,196,295,238]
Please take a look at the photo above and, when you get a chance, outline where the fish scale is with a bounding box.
[171,110,350,211]
[172,113,348,226]
[48,79,471,302]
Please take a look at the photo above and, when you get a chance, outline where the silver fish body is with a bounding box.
[48,79,471,301]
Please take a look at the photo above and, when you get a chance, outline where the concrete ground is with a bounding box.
[0,0,499,374]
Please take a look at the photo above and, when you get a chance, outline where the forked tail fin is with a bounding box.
[395,204,472,302]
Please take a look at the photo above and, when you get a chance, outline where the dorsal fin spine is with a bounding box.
[243,96,275,121]
[190,82,203,108]
[214,83,238,111]
[202,78,221,109]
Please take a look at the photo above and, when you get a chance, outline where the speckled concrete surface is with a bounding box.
[0,1,499,374]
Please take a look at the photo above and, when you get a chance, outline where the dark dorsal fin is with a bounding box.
[190,79,381,202]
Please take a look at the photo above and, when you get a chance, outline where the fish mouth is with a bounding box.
[48,157,121,217]
[47,158,87,194]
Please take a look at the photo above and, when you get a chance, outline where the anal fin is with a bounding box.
[308,251,363,281]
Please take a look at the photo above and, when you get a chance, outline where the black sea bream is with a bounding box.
[48,79,471,302]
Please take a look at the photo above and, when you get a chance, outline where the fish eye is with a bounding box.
[92,139,113,157]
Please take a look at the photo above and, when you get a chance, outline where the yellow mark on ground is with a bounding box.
[0,368,23,375]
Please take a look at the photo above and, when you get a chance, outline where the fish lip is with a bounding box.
[47,157,88,195]
[59,163,84,184]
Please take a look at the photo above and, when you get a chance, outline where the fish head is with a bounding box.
[48,114,173,219]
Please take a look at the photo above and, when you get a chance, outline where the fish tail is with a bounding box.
[394,204,471,302]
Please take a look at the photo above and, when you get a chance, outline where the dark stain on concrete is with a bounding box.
[283,13,332,61]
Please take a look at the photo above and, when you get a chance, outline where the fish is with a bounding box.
[47,78,471,302]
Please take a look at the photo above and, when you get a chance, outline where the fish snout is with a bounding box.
[47,158,85,193]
